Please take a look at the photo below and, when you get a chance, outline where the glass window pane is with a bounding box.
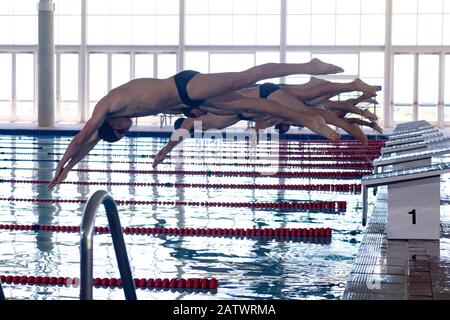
[112,54,131,89]
[445,55,450,121]
[336,15,360,45]
[210,54,254,73]
[360,52,384,78]
[157,54,177,79]
[418,0,442,14]
[132,16,156,45]
[14,16,37,44]
[185,16,209,45]
[156,16,179,45]
[394,55,414,104]
[55,15,81,45]
[16,53,34,101]
[110,16,133,45]
[135,54,155,79]
[110,0,133,14]
[311,0,336,14]
[287,15,311,45]
[185,0,208,14]
[185,52,209,74]
[0,0,14,14]
[393,54,414,123]
[233,0,257,14]
[257,0,280,14]
[156,0,179,14]
[417,14,443,45]
[60,54,78,101]
[393,0,418,14]
[361,15,385,45]
[87,0,109,14]
[209,0,232,14]
[209,15,233,45]
[444,15,450,45]
[89,54,108,102]
[418,55,439,105]
[311,15,335,45]
[233,15,256,45]
[0,54,12,100]
[133,0,157,14]
[256,16,280,45]
[54,0,81,15]
[336,0,360,14]
[13,0,37,15]
[87,16,110,45]
[0,16,14,44]
[287,0,311,14]
[392,14,417,45]
[16,53,34,119]
[361,0,385,14]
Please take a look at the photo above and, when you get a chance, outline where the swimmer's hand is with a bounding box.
[48,166,69,189]
[152,151,166,168]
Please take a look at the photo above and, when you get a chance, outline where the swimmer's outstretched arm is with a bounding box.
[48,136,100,188]
[48,98,110,188]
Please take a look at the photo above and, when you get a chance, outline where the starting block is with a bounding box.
[362,163,450,239]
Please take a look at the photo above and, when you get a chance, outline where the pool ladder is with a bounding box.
[80,190,137,300]
[0,277,4,300]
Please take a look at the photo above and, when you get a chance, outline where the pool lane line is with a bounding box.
[47,146,381,156]
[0,167,370,179]
[0,224,332,241]
[2,151,379,162]
[0,197,347,212]
[0,179,362,193]
[0,275,218,292]
[0,158,374,170]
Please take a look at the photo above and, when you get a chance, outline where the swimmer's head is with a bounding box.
[275,123,291,135]
[98,117,132,143]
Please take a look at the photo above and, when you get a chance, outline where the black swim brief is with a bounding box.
[174,70,204,108]
[259,83,280,99]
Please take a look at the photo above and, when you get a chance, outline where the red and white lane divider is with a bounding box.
[0,197,347,212]
[0,224,332,241]
[0,179,362,193]
[0,275,218,291]
[71,168,370,179]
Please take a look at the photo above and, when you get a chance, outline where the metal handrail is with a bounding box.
[80,190,137,300]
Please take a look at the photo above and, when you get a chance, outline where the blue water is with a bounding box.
[0,134,376,300]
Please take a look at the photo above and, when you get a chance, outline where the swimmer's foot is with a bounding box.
[308,58,344,75]
[370,121,384,134]
[360,108,379,122]
[309,76,330,86]
[306,114,341,140]
[352,78,379,96]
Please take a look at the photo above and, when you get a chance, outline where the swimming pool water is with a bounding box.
[0,134,377,300]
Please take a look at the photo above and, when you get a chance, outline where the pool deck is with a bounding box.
[343,187,450,300]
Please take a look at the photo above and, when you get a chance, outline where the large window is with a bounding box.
[287,0,385,46]
[54,0,81,45]
[392,0,450,45]
[15,53,35,122]
[393,54,414,122]
[0,54,12,121]
[185,0,280,46]
[87,0,179,45]
[0,0,37,45]
[58,53,79,122]
[445,55,450,121]
[417,54,439,121]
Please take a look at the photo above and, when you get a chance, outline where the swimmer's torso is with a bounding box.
[105,77,181,118]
